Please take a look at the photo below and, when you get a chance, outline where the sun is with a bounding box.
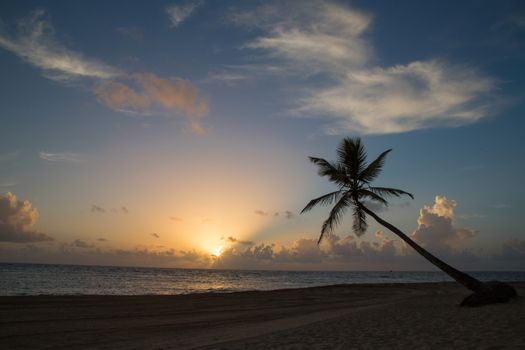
[212,245,223,258]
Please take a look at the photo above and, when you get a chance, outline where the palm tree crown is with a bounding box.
[301,137,413,244]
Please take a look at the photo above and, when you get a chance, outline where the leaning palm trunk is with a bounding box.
[359,204,485,293]
[304,137,517,306]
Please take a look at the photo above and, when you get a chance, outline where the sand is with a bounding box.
[1,282,524,349]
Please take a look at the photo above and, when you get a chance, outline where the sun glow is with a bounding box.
[212,245,223,257]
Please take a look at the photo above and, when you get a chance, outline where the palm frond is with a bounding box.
[318,196,350,244]
[336,138,366,180]
[359,189,388,206]
[309,157,348,186]
[352,206,368,237]
[301,190,343,214]
[370,186,414,199]
[359,149,391,183]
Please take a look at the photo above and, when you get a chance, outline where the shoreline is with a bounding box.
[1,282,524,349]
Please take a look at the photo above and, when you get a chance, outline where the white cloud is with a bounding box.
[0,9,119,80]
[410,196,476,254]
[39,151,85,163]
[237,1,497,134]
[298,61,495,134]
[0,192,53,243]
[165,1,203,27]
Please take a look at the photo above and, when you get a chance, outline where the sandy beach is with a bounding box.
[1,282,524,349]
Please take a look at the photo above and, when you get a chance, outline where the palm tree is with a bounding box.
[301,137,516,305]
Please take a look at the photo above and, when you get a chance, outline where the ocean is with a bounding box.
[1,262,524,296]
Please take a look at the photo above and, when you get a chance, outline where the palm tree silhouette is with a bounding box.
[302,137,516,305]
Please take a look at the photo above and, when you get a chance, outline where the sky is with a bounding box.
[1,0,524,271]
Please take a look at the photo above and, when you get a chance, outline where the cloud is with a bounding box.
[0,9,119,81]
[298,61,495,134]
[90,205,105,213]
[236,1,497,135]
[72,239,94,248]
[206,70,250,85]
[223,236,254,246]
[151,233,160,239]
[165,1,203,27]
[0,10,208,134]
[0,192,53,243]
[39,151,84,163]
[410,196,476,254]
[95,73,208,133]
[97,238,108,242]
[242,2,372,74]
[170,216,183,222]
[115,26,144,41]
[94,81,151,110]
[255,210,295,219]
[120,206,129,214]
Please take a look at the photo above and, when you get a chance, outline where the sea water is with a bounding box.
[1,262,524,296]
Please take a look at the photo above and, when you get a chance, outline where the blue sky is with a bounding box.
[1,0,524,270]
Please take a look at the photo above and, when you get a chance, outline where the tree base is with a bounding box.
[460,281,518,307]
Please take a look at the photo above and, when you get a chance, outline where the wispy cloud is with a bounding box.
[115,26,144,41]
[90,205,105,213]
[205,70,251,85]
[165,1,203,27]
[0,9,209,134]
[39,151,85,163]
[71,239,94,248]
[297,61,495,134]
[95,73,208,134]
[0,9,120,81]
[235,1,497,135]
[151,233,160,239]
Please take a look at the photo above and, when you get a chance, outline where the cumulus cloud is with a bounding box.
[95,73,208,133]
[235,1,497,134]
[0,9,119,80]
[90,205,105,213]
[39,151,85,163]
[165,1,203,27]
[0,192,53,243]
[410,196,476,254]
